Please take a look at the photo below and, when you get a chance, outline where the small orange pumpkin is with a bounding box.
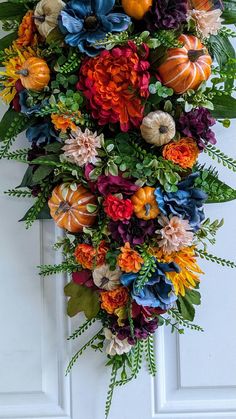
[48,184,97,233]
[131,187,159,220]
[157,34,212,94]
[17,57,50,91]
[122,0,153,20]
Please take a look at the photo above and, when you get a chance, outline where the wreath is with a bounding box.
[0,0,236,416]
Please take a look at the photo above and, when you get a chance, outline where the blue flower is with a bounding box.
[19,90,48,116]
[59,0,131,56]
[121,260,179,310]
[155,173,207,232]
[26,122,59,145]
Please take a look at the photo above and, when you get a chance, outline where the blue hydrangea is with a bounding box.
[121,260,179,310]
[59,0,131,56]
[155,173,207,232]
[26,122,59,145]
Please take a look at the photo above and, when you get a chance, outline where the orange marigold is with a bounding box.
[74,241,108,270]
[118,242,144,273]
[100,287,129,314]
[16,11,37,47]
[51,114,77,132]
[163,137,199,169]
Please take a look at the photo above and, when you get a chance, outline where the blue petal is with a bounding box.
[154,188,167,214]
[86,29,106,42]
[98,15,113,32]
[60,11,83,33]
[91,0,114,15]
[106,13,131,31]
[132,287,161,308]
[64,31,87,47]
[66,0,91,17]
[120,273,137,287]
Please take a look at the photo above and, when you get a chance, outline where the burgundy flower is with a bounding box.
[113,313,159,343]
[178,108,217,150]
[97,175,139,196]
[145,0,188,30]
[109,217,156,245]
[72,270,94,288]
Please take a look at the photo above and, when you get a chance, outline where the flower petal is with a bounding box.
[60,11,83,33]
[67,0,91,17]
[91,0,115,15]
[106,13,131,31]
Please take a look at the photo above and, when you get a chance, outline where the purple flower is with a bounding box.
[145,0,188,30]
[97,175,139,196]
[109,217,156,245]
[178,108,216,150]
[114,315,159,343]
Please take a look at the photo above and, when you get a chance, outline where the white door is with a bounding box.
[1,43,236,419]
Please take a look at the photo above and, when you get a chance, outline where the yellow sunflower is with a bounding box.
[151,246,203,296]
[0,44,37,103]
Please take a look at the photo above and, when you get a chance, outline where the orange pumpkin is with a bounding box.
[122,0,153,20]
[188,0,223,11]
[157,35,212,94]
[131,187,159,220]
[17,57,50,91]
[48,184,97,233]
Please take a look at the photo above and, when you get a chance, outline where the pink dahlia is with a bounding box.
[77,42,150,132]
[157,215,193,254]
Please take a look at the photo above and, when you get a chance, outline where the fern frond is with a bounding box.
[4,148,29,163]
[169,309,204,332]
[115,341,144,386]
[105,364,118,419]
[4,188,32,198]
[39,261,78,276]
[67,318,97,341]
[24,184,51,229]
[196,249,236,268]
[145,335,157,377]
[204,145,236,172]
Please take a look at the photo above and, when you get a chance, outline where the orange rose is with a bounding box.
[51,114,76,132]
[100,287,129,314]
[118,242,143,273]
[163,137,199,169]
[74,241,108,269]
[16,11,37,47]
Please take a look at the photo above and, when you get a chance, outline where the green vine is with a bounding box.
[39,261,78,276]
[168,309,204,332]
[67,318,97,341]
[66,329,103,375]
[24,184,51,229]
[144,335,157,376]
[58,52,81,74]
[115,341,144,386]
[105,364,118,419]
[4,188,32,198]
[4,148,29,163]
[134,251,157,292]
[204,145,236,172]
[196,249,236,268]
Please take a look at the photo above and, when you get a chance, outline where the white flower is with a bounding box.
[187,9,223,38]
[62,128,103,167]
[104,328,133,356]
[156,215,194,254]
[92,264,121,291]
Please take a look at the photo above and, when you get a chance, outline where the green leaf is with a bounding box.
[32,165,53,183]
[19,202,51,221]
[44,142,63,153]
[31,154,59,164]
[65,282,100,320]
[0,2,26,19]
[197,171,236,203]
[177,296,195,322]
[46,27,64,44]
[185,289,201,306]
[211,94,236,119]
[17,166,34,188]
[0,31,18,52]
[208,34,235,68]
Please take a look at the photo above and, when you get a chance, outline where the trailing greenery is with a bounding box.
[39,261,78,276]
[105,364,118,419]
[196,217,224,250]
[168,309,204,332]
[134,250,157,292]
[204,145,236,172]
[67,318,97,341]
[4,148,29,163]
[196,167,236,203]
[115,341,144,386]
[4,188,32,198]
[177,289,201,322]
[0,109,33,158]
[196,249,236,268]
[144,335,157,376]
[21,183,52,229]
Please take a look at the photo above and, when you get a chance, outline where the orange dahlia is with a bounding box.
[16,11,37,47]
[51,114,77,132]
[118,242,144,273]
[162,137,199,169]
[77,43,150,132]
[100,287,129,314]
[74,241,108,270]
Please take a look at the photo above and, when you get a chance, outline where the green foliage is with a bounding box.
[105,364,118,419]
[20,184,52,228]
[0,2,26,20]
[222,0,236,23]
[168,309,204,332]
[4,148,29,163]
[207,33,235,69]
[196,217,224,250]
[64,281,100,319]
[144,335,157,376]
[115,341,144,386]
[196,168,236,203]
[204,145,236,172]
[67,318,97,341]
[158,314,185,334]
[57,51,81,74]
[0,109,33,158]
[32,166,54,184]
[152,30,183,48]
[177,289,201,321]
[211,94,236,119]
[0,31,18,51]
[134,252,157,292]
[196,249,236,268]
[39,261,78,276]
[66,329,103,375]
[4,188,32,198]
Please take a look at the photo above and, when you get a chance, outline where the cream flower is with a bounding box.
[34,0,65,38]
[92,264,121,291]
[187,9,223,39]
[104,328,133,356]
[156,215,193,254]
[62,128,103,167]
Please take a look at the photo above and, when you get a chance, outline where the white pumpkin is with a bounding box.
[92,264,121,291]
[34,0,65,38]
[140,111,176,147]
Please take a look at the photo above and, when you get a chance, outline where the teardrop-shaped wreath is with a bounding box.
[0,0,236,416]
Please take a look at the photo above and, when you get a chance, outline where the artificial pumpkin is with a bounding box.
[17,57,50,91]
[121,0,153,20]
[157,34,212,94]
[140,111,176,146]
[34,0,66,38]
[131,187,159,220]
[188,0,223,10]
[48,184,97,233]
[93,264,121,291]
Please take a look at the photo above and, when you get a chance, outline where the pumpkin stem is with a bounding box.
[32,15,45,22]
[145,203,151,217]
[188,48,206,62]
[15,69,29,77]
[55,201,71,215]
[159,125,168,134]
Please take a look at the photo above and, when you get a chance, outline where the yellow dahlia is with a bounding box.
[152,246,203,296]
[0,44,37,103]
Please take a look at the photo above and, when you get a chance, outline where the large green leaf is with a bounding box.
[177,289,201,321]
[0,2,26,19]
[0,31,18,52]
[17,166,34,188]
[19,203,51,222]
[0,108,32,142]
[197,170,236,203]
[211,94,236,119]
[32,165,54,183]
[208,34,235,68]
[64,282,100,320]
